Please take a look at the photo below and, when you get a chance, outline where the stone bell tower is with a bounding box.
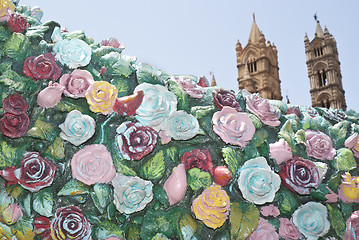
[236,14,282,100]
[304,19,346,110]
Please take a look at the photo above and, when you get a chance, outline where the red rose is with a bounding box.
[0,112,29,138]
[212,88,241,111]
[23,53,62,81]
[286,106,301,118]
[181,148,214,172]
[14,152,56,192]
[279,156,320,195]
[3,94,28,115]
[7,13,28,33]
[116,121,158,160]
[51,206,92,240]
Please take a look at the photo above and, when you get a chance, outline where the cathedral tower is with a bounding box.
[304,20,346,110]
[236,15,282,100]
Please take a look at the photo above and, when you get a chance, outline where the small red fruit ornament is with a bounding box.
[213,166,232,186]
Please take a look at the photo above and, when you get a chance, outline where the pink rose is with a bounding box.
[0,203,23,225]
[345,210,359,240]
[345,133,359,158]
[101,37,125,50]
[269,139,293,165]
[172,76,205,98]
[71,144,116,185]
[260,205,280,217]
[245,93,281,127]
[278,218,301,240]
[59,69,94,98]
[305,130,336,160]
[212,107,255,148]
[248,217,279,240]
[37,82,65,108]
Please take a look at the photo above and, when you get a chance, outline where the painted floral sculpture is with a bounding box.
[0,1,358,239]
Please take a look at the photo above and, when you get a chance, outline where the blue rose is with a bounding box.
[162,110,199,141]
[292,202,330,240]
[111,173,153,214]
[238,157,281,205]
[53,38,92,69]
[134,83,177,131]
[59,110,96,146]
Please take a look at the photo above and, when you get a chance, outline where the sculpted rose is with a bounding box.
[278,218,301,240]
[238,157,281,205]
[111,174,153,214]
[345,210,359,240]
[305,130,336,160]
[59,110,96,146]
[0,112,29,138]
[212,88,241,111]
[292,202,330,240]
[37,82,65,108]
[212,107,255,148]
[0,203,23,225]
[0,0,14,18]
[134,83,177,130]
[71,144,116,185]
[161,110,199,141]
[247,218,279,240]
[115,121,158,160]
[279,156,320,195]
[14,152,56,192]
[181,148,214,172]
[191,185,230,229]
[51,206,92,240]
[23,53,62,81]
[2,94,28,115]
[269,139,293,165]
[172,76,205,98]
[53,38,92,69]
[338,172,359,203]
[245,93,281,127]
[85,81,118,115]
[345,132,359,158]
[7,13,28,32]
[59,69,94,98]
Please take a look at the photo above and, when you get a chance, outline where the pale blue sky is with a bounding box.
[24,0,359,111]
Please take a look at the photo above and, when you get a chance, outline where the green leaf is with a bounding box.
[168,208,197,240]
[91,183,112,213]
[278,120,296,154]
[111,152,137,176]
[22,194,31,217]
[329,121,350,148]
[26,119,56,141]
[11,219,35,240]
[248,113,262,129]
[190,105,215,119]
[95,221,125,240]
[251,128,268,147]
[244,144,260,160]
[3,33,31,61]
[141,210,172,240]
[328,173,342,192]
[230,202,259,240]
[187,168,212,191]
[0,141,29,168]
[58,179,90,196]
[54,98,89,113]
[222,147,244,176]
[152,185,169,208]
[33,188,53,217]
[277,190,299,216]
[328,204,346,239]
[111,58,136,77]
[127,223,141,240]
[0,26,11,41]
[167,79,190,112]
[164,146,178,163]
[139,151,166,180]
[26,25,49,38]
[44,137,65,161]
[295,129,306,145]
[135,63,165,85]
[310,184,331,201]
[332,148,356,171]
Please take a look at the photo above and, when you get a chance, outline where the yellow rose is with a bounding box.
[85,81,118,115]
[191,185,230,229]
[339,172,359,202]
[0,0,15,17]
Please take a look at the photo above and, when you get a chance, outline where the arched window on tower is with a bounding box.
[247,56,257,73]
[321,98,330,108]
[317,69,327,87]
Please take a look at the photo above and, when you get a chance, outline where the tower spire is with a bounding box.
[248,13,260,44]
